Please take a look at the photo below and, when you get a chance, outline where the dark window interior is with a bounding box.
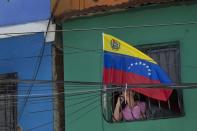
[0,73,17,131]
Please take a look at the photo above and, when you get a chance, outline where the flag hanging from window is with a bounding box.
[102,33,173,101]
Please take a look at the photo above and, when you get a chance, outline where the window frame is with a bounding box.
[102,41,185,123]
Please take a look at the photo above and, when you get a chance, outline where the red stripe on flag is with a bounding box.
[103,68,172,101]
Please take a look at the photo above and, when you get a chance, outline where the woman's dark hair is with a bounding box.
[120,95,127,109]
[119,91,139,109]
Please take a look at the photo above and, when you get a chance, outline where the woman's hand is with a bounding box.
[116,96,121,106]
[113,96,123,121]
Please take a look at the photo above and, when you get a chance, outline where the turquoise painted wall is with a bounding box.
[63,3,197,131]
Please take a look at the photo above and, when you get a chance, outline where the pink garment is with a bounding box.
[122,101,146,121]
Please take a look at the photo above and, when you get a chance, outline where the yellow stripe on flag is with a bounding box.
[103,33,157,64]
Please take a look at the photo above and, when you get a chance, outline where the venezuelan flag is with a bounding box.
[103,33,173,101]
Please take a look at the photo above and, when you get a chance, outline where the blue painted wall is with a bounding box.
[0,0,50,26]
[0,33,53,131]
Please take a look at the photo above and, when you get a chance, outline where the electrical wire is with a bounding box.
[24,121,53,131]
[0,80,196,129]
[18,0,62,119]
[1,0,62,125]
[67,96,100,117]
[0,83,99,87]
[28,94,102,113]
[2,79,197,87]
[1,85,103,104]
[0,83,195,109]
[21,94,99,131]
[28,92,114,114]
[0,86,121,98]
[18,39,47,119]
[67,94,114,124]
[66,94,100,108]
[3,3,197,131]
[1,21,197,36]
[68,103,100,125]
[0,89,101,103]
[0,50,101,63]
[29,94,101,106]
[3,50,196,71]
[29,108,56,114]
[0,42,197,69]
[0,81,196,110]
[9,94,100,113]
[18,45,47,119]
[28,93,99,105]
[0,79,102,84]
[0,80,197,97]
[0,92,102,107]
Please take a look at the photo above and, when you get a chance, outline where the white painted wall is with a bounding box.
[0,20,56,42]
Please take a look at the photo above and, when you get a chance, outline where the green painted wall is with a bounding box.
[63,3,197,131]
